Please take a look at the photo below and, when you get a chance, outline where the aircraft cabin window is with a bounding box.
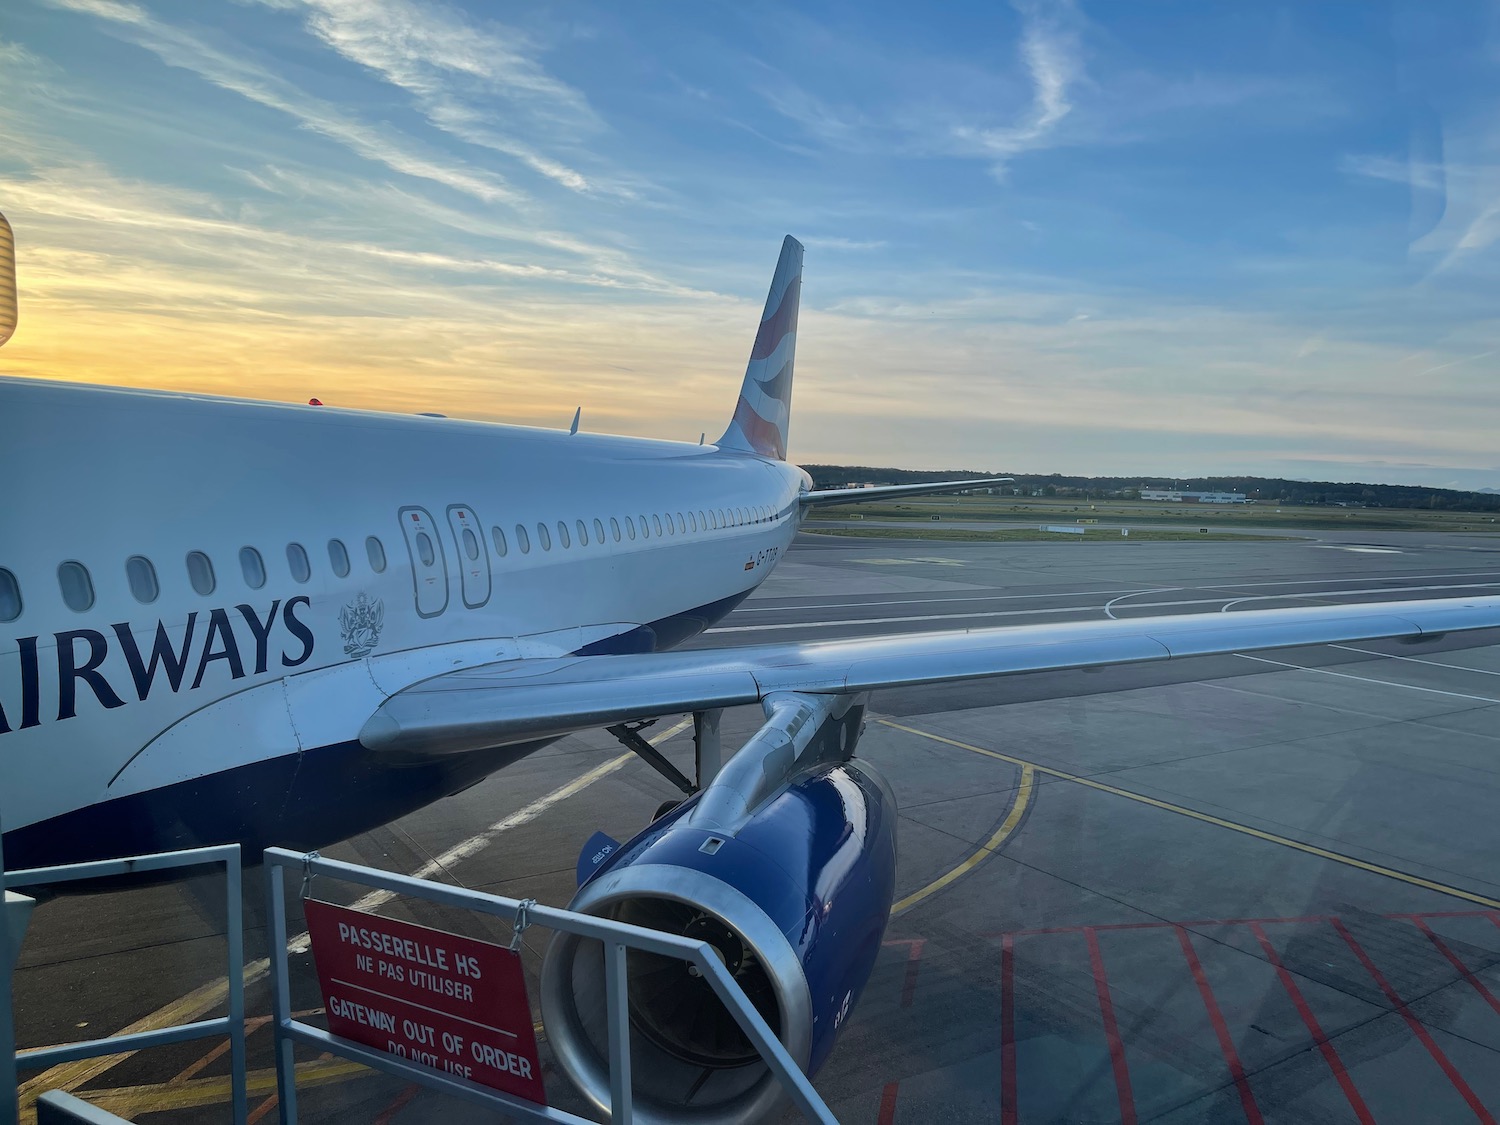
[639,515,650,539]
[59,561,95,612]
[491,526,508,558]
[127,555,159,604]
[186,551,215,597]
[461,528,480,561]
[610,517,621,542]
[625,516,636,540]
[690,512,699,532]
[239,547,266,590]
[593,518,605,543]
[577,519,589,546]
[366,536,387,573]
[653,514,663,537]
[410,534,432,570]
[329,538,351,577]
[516,524,531,554]
[538,523,552,551]
[676,512,686,533]
[0,568,19,622]
[286,543,313,585]
[557,521,571,549]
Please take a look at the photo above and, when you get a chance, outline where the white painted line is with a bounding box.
[323,716,695,931]
[745,587,1152,614]
[1104,588,1182,621]
[1233,654,1500,705]
[1329,644,1500,677]
[712,584,1500,634]
[743,572,1500,617]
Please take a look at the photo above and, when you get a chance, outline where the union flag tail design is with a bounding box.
[717,235,802,460]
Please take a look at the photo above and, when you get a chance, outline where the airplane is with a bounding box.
[4,226,1500,1121]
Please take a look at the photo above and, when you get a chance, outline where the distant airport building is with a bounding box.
[1140,489,1249,504]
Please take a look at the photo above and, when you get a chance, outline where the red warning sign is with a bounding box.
[304,899,545,1104]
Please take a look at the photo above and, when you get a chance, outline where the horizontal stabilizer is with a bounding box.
[802,477,1012,507]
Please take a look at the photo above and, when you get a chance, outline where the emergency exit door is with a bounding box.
[398,506,449,618]
[447,504,492,609]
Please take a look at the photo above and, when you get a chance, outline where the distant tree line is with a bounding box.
[804,465,1500,512]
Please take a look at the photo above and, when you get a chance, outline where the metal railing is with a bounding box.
[4,845,248,1125]
[264,847,837,1124]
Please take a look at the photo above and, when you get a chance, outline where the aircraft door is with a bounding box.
[447,503,492,609]
[398,506,449,618]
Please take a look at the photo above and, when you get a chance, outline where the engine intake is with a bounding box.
[541,694,896,1125]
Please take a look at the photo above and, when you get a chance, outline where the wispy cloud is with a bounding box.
[1341,153,1446,193]
[259,0,635,196]
[42,0,522,204]
[802,237,887,252]
[951,0,1083,176]
[1418,349,1497,376]
[272,0,592,120]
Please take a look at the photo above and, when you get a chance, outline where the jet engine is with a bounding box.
[540,693,896,1125]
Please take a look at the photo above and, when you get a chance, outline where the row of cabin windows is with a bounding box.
[0,504,784,621]
[489,503,781,557]
[0,536,390,620]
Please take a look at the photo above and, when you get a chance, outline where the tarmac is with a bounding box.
[12,524,1500,1124]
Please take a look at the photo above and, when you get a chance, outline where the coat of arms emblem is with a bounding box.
[339,593,385,658]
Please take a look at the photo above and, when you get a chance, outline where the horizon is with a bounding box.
[801,463,1500,497]
[2,1,1497,492]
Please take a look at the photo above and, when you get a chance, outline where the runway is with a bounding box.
[12,527,1500,1123]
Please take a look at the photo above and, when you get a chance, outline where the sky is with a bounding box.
[2,0,1499,488]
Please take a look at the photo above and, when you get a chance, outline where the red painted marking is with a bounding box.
[1001,933,1017,1125]
[246,1095,279,1125]
[1411,917,1500,1019]
[901,940,925,1008]
[1084,928,1137,1125]
[984,914,1334,940]
[1175,927,1263,1125]
[881,938,928,1009]
[1250,923,1375,1125]
[1332,919,1496,1125]
[374,1083,420,1125]
[876,1081,900,1125]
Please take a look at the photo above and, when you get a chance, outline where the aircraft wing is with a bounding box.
[360,595,1500,758]
[801,477,1012,506]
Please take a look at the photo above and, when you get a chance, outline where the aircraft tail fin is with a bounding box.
[717,235,803,460]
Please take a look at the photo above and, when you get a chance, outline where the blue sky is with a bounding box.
[3,0,1498,487]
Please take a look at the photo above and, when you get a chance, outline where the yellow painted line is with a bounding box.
[82,1058,370,1119]
[17,970,253,1109]
[892,765,1034,916]
[879,718,1500,911]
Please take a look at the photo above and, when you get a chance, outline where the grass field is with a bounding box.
[805,494,1500,532]
[804,526,1292,543]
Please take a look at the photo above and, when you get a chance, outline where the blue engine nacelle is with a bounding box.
[540,699,896,1125]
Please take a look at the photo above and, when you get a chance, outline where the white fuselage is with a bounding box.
[0,377,807,868]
